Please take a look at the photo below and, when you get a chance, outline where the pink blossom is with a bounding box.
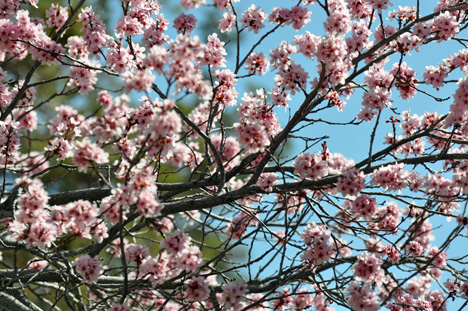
[140,255,168,286]
[433,11,460,42]
[275,62,309,94]
[214,69,239,106]
[136,190,162,217]
[28,260,48,270]
[0,119,21,165]
[405,241,424,256]
[222,282,247,310]
[293,289,313,309]
[346,20,372,53]
[45,137,73,161]
[413,20,434,39]
[388,6,417,22]
[293,31,320,60]
[68,60,99,95]
[74,255,102,284]
[108,303,130,311]
[300,222,333,266]
[245,52,270,76]
[66,36,88,58]
[317,34,348,68]
[353,252,385,285]
[107,46,136,73]
[368,0,393,13]
[0,0,19,19]
[407,276,431,297]
[77,7,113,57]
[122,70,155,93]
[186,277,210,301]
[294,152,328,180]
[289,6,312,30]
[370,163,408,192]
[371,201,402,234]
[271,87,291,107]
[240,4,268,34]
[200,33,227,69]
[115,15,144,39]
[257,173,278,192]
[219,12,236,33]
[143,14,169,47]
[180,0,206,10]
[391,62,418,100]
[45,3,68,29]
[72,138,109,173]
[173,13,197,34]
[273,287,293,310]
[324,0,350,34]
[176,246,203,273]
[347,0,373,19]
[423,65,447,90]
[347,281,380,311]
[161,230,190,254]
[236,90,280,152]
[351,195,377,220]
[337,169,365,196]
[125,243,150,265]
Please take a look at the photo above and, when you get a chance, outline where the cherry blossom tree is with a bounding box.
[2,0,468,310]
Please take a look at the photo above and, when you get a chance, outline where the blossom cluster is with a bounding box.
[2,0,468,310]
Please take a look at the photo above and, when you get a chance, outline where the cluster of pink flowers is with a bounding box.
[423,65,447,90]
[240,4,268,34]
[353,252,385,285]
[74,255,102,284]
[370,163,408,192]
[350,194,377,221]
[68,60,99,95]
[200,33,227,69]
[3,0,468,310]
[294,152,328,180]
[121,70,155,93]
[184,276,210,302]
[45,3,68,29]
[218,12,236,33]
[368,0,393,13]
[391,62,418,100]
[173,13,197,34]
[168,35,211,99]
[347,281,380,311]
[245,52,270,76]
[346,20,372,53]
[222,282,247,310]
[388,6,416,22]
[236,90,281,153]
[324,0,351,35]
[300,222,333,266]
[142,10,169,47]
[77,7,113,57]
[61,200,107,242]
[72,138,109,173]
[8,179,57,248]
[0,119,21,165]
[100,166,162,222]
[370,201,403,234]
[269,6,312,30]
[433,11,460,42]
[336,168,366,196]
[213,69,239,107]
